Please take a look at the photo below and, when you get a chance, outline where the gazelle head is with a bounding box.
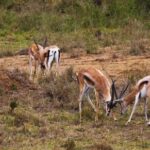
[106,80,129,116]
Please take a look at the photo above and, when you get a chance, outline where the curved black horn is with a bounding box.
[113,81,118,99]
[119,81,129,98]
[43,37,47,48]
[111,79,116,102]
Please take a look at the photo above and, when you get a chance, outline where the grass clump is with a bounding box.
[9,100,18,113]
[87,143,113,150]
[63,138,76,150]
[0,50,14,58]
[40,67,79,109]
[124,65,149,86]
[0,86,4,96]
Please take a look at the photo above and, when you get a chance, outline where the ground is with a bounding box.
[0,48,150,150]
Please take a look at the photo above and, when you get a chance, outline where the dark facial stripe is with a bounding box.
[83,75,95,86]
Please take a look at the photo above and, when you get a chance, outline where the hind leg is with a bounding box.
[55,51,60,76]
[144,98,148,122]
[78,85,89,123]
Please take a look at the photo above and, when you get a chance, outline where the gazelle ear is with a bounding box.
[111,79,117,102]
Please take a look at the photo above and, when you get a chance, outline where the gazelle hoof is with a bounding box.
[125,121,130,126]
[114,118,117,121]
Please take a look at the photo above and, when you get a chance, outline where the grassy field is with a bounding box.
[0,66,150,150]
[0,0,150,54]
[0,1,150,150]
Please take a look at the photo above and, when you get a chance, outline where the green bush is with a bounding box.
[0,0,149,54]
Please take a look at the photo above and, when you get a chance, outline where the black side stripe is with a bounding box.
[47,50,50,65]
[58,50,60,63]
[54,51,56,58]
[83,75,95,86]
[139,80,149,90]
[139,92,141,99]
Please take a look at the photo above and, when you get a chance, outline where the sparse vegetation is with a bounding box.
[0,0,149,53]
[39,67,79,109]
[10,100,18,112]
[0,50,14,58]
[0,1,150,150]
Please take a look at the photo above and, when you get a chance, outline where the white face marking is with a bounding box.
[105,94,111,102]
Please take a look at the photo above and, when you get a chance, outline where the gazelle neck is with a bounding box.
[121,88,138,113]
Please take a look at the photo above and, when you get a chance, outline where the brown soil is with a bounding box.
[0,51,150,78]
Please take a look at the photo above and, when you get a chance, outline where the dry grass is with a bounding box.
[0,55,150,150]
[0,50,14,58]
[39,67,79,109]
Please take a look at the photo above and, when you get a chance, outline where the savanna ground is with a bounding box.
[0,45,150,150]
[0,0,150,150]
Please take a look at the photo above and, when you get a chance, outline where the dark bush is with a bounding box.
[39,67,79,109]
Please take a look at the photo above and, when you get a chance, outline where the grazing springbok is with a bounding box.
[108,76,150,125]
[28,39,47,80]
[76,67,118,123]
[44,45,60,75]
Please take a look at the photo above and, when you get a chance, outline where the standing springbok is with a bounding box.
[108,76,150,125]
[44,45,60,75]
[76,67,119,123]
[28,39,47,80]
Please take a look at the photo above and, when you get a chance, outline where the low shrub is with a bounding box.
[0,50,14,58]
[39,67,79,109]
[63,138,76,150]
[87,143,113,150]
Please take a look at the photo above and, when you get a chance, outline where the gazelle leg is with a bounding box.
[47,56,54,75]
[36,63,41,80]
[78,85,88,123]
[94,89,99,122]
[86,94,97,112]
[29,56,33,80]
[144,98,148,122]
[126,94,140,125]
[55,52,60,75]
[33,61,37,77]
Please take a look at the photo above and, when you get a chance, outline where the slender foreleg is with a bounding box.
[55,51,60,75]
[29,56,33,80]
[94,89,99,122]
[78,85,89,123]
[126,93,140,125]
[47,54,54,75]
[144,98,148,122]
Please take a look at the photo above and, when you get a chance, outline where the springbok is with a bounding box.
[76,67,119,123]
[108,76,150,125]
[28,39,47,80]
